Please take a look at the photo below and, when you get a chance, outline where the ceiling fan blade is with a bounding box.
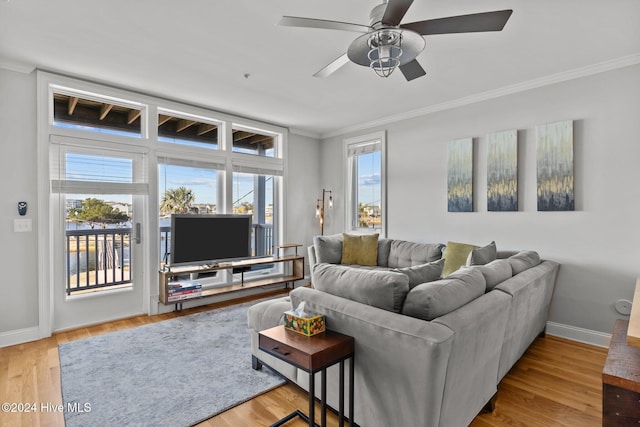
[381,0,414,26]
[399,59,426,81]
[314,53,350,78]
[401,9,513,35]
[278,16,370,33]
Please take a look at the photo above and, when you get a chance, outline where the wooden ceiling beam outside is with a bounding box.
[232,130,254,141]
[99,104,114,120]
[243,134,273,145]
[197,123,217,136]
[127,109,141,125]
[176,119,196,132]
[158,114,172,126]
[68,97,79,115]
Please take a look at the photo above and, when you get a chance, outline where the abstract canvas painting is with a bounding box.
[487,130,518,211]
[447,138,473,212]
[536,120,574,211]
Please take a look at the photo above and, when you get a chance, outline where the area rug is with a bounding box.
[58,299,286,427]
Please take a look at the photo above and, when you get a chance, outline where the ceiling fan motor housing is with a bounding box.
[369,3,388,29]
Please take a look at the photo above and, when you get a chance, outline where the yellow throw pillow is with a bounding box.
[341,233,379,266]
[442,241,479,277]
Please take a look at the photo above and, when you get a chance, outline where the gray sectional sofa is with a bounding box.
[248,235,559,427]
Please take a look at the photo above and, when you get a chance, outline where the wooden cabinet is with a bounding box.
[603,319,640,426]
[158,255,304,305]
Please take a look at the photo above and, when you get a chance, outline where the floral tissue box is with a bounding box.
[283,310,325,336]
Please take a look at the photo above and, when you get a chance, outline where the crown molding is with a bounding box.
[0,57,36,74]
[320,53,640,140]
[289,128,322,140]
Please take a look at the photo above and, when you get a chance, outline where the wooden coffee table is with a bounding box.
[258,325,355,427]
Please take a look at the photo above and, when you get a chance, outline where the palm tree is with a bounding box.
[160,187,195,214]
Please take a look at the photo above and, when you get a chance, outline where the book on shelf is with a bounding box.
[168,285,201,294]
[168,288,201,296]
[167,280,201,292]
[168,291,202,302]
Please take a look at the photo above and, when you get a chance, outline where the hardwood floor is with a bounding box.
[0,293,608,427]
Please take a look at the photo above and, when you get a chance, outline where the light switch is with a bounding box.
[14,218,32,232]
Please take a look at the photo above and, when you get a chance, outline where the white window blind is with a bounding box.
[232,160,283,176]
[347,140,381,157]
[157,156,225,171]
[50,142,147,195]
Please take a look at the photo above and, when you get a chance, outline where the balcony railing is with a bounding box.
[66,224,274,295]
[65,228,132,295]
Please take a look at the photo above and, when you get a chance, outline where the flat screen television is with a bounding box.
[169,214,252,266]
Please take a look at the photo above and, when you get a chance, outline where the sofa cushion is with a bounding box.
[393,259,445,289]
[312,263,409,313]
[442,241,479,277]
[509,251,541,275]
[471,259,513,291]
[466,241,497,266]
[313,234,343,264]
[387,240,445,268]
[342,233,379,266]
[401,267,486,321]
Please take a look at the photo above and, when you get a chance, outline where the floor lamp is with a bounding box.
[315,189,333,236]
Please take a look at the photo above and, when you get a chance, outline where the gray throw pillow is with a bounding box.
[471,259,513,291]
[508,251,541,275]
[387,240,446,268]
[467,241,497,266]
[393,258,445,289]
[377,238,392,267]
[313,234,343,264]
[312,263,410,313]
[401,267,486,321]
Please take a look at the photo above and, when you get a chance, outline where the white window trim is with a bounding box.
[343,130,387,237]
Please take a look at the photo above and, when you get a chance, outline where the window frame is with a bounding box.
[37,71,288,335]
[343,131,387,237]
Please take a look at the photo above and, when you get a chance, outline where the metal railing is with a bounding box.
[65,228,131,295]
[65,223,275,295]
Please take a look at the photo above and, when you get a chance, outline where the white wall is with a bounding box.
[286,133,321,274]
[320,64,640,335]
[0,69,39,334]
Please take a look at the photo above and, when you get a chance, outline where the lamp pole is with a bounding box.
[316,189,333,236]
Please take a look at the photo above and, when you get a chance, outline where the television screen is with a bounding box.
[170,214,252,266]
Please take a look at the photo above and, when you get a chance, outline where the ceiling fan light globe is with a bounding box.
[369,47,402,77]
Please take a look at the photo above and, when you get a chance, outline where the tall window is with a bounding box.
[157,157,223,266]
[232,166,281,256]
[345,131,386,235]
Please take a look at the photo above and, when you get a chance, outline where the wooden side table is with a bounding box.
[603,319,640,425]
[258,325,355,427]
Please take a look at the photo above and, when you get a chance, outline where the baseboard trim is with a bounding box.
[546,321,611,348]
[0,326,40,348]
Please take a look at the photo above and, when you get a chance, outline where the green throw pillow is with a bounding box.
[442,241,479,277]
[341,233,379,266]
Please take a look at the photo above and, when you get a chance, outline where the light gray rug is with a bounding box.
[59,299,285,427]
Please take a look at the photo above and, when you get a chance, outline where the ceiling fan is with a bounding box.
[278,0,512,81]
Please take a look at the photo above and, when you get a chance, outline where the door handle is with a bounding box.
[135,222,141,244]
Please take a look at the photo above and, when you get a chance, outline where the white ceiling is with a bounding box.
[1,0,639,138]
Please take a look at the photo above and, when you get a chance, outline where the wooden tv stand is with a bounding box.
[158,255,304,307]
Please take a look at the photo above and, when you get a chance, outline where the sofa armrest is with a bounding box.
[289,286,454,427]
